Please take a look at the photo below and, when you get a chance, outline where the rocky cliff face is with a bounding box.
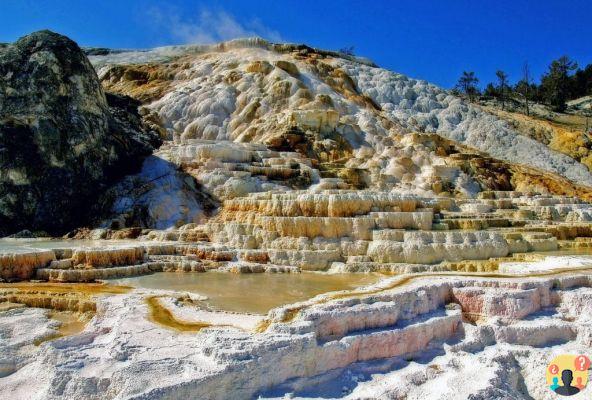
[0,31,161,235]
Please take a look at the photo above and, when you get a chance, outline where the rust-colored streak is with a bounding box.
[146,296,212,332]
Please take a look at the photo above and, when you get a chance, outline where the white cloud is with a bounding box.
[145,7,283,45]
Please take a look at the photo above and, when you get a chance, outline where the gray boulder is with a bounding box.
[0,30,161,235]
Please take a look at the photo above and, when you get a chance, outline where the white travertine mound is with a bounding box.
[71,246,145,268]
[91,39,592,189]
[0,307,59,379]
[107,140,320,229]
[90,38,374,70]
[367,231,509,264]
[0,250,55,280]
[459,203,492,213]
[188,190,583,272]
[90,39,592,229]
[1,190,588,282]
[110,155,205,229]
[161,139,318,201]
[336,59,592,185]
[499,255,592,273]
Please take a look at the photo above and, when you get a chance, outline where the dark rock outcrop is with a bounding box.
[0,30,161,235]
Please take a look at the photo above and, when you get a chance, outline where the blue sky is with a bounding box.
[2,0,591,88]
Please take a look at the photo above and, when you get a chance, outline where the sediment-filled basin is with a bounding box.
[111,271,380,314]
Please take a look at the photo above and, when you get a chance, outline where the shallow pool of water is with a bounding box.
[111,272,380,315]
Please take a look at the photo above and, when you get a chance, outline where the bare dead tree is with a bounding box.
[495,70,509,110]
[515,62,532,116]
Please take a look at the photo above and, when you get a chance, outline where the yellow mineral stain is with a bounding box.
[0,283,132,314]
[146,296,212,332]
[0,282,132,295]
[253,319,272,333]
[34,310,91,346]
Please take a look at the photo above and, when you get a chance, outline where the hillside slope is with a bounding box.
[483,102,592,170]
[88,38,592,228]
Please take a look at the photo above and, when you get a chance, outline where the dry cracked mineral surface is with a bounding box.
[2,31,592,399]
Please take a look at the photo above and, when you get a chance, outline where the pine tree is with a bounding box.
[484,83,498,98]
[455,71,480,102]
[541,56,578,112]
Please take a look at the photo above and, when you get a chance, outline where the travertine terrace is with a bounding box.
[2,36,592,399]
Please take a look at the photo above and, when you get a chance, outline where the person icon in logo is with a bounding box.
[550,377,560,391]
[554,369,581,396]
[575,376,585,390]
